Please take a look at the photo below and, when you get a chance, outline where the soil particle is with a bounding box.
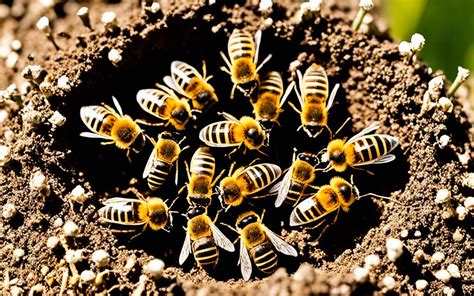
[0,0,473,295]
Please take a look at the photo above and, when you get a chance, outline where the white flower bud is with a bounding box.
[437,97,453,113]
[63,221,80,237]
[386,238,403,262]
[108,49,122,64]
[427,76,444,99]
[80,270,96,283]
[258,0,273,13]
[364,254,380,270]
[65,249,84,264]
[46,236,60,249]
[92,249,110,267]
[36,16,51,34]
[438,135,450,148]
[410,33,425,52]
[13,248,25,261]
[70,185,87,204]
[2,202,16,220]
[382,275,396,290]
[57,75,70,91]
[435,188,450,204]
[456,66,470,82]
[353,266,369,283]
[434,269,451,283]
[101,12,117,31]
[398,41,412,56]
[143,258,165,279]
[456,206,467,220]
[446,264,460,278]
[415,279,428,290]
[359,0,374,10]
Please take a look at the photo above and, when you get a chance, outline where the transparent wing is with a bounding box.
[163,75,186,96]
[220,112,240,122]
[210,222,235,252]
[296,70,305,108]
[274,168,293,207]
[263,225,298,257]
[354,154,396,166]
[280,81,295,108]
[79,132,111,140]
[112,96,123,117]
[254,30,262,64]
[178,231,192,265]
[347,122,380,144]
[326,83,340,111]
[239,239,252,281]
[172,60,203,79]
[142,147,156,178]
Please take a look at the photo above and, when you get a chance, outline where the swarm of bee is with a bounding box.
[80,29,400,280]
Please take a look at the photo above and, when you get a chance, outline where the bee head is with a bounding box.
[195,91,214,107]
[297,152,319,166]
[236,211,259,230]
[186,206,206,219]
[242,119,265,149]
[171,106,190,125]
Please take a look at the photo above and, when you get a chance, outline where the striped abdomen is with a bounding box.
[199,121,243,147]
[228,30,255,61]
[80,106,117,136]
[136,88,174,120]
[352,135,398,165]
[285,181,307,205]
[98,201,141,225]
[147,161,173,190]
[302,64,328,105]
[192,237,219,269]
[250,242,278,274]
[190,147,216,179]
[258,72,283,98]
[238,163,282,195]
[289,188,339,226]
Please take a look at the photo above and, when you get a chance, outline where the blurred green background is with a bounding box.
[382,0,474,79]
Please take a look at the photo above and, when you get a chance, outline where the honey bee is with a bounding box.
[220,29,272,99]
[143,132,188,191]
[179,206,235,269]
[136,84,196,131]
[252,71,295,139]
[289,176,399,228]
[98,188,177,233]
[271,149,320,207]
[228,210,297,280]
[199,112,267,155]
[321,122,399,173]
[80,96,145,159]
[163,60,218,111]
[183,147,225,208]
[288,63,340,138]
[217,162,282,208]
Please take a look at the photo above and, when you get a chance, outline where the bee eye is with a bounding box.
[246,128,258,139]
[330,151,345,164]
[172,108,188,122]
[196,92,211,104]
[338,184,352,200]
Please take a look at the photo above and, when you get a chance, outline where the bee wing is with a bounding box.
[239,238,253,281]
[279,81,295,108]
[163,75,186,97]
[346,122,380,145]
[220,112,240,122]
[289,197,337,226]
[111,96,124,117]
[296,70,305,108]
[79,132,111,140]
[178,230,192,265]
[210,222,235,252]
[254,30,262,64]
[172,60,203,80]
[326,83,340,111]
[142,147,156,178]
[262,225,298,257]
[354,154,396,166]
[199,122,241,147]
[274,167,293,207]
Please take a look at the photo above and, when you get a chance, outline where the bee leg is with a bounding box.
[261,209,266,221]
[211,169,226,187]
[126,150,133,163]
[130,227,146,241]
[256,54,272,73]
[177,184,188,196]
[226,147,239,159]
[220,222,239,234]
[136,119,164,127]
[324,125,333,139]
[100,141,115,146]
[256,149,269,158]
[334,117,351,137]
[351,166,374,176]
[230,83,237,100]
[312,209,340,241]
[124,187,146,201]
[308,185,320,190]
[247,158,261,167]
[287,101,301,114]
[169,195,181,209]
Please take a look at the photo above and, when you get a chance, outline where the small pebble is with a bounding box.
[452,228,464,242]
[2,203,17,220]
[108,49,122,64]
[435,188,450,204]
[65,249,84,264]
[92,249,110,267]
[143,258,165,280]
[57,75,70,91]
[386,238,403,262]
[364,254,380,270]
[125,254,137,271]
[382,275,396,290]
[400,229,409,238]
[414,230,421,237]
[456,206,467,220]
[63,220,80,237]
[30,171,47,190]
[434,269,451,283]
[0,145,11,166]
[54,217,64,227]
[438,135,450,148]
[48,111,66,126]
[446,264,460,278]
[40,265,50,276]
[443,287,456,296]
[13,248,25,261]
[415,279,428,291]
[353,266,369,283]
[70,185,87,203]
[101,11,117,31]
[431,252,445,264]
[46,236,60,249]
[464,196,474,211]
[80,270,96,283]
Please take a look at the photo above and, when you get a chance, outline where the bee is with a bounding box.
[199,112,267,155]
[143,132,188,191]
[252,71,295,139]
[136,84,195,131]
[321,122,399,173]
[220,29,272,99]
[98,188,177,234]
[289,176,399,228]
[163,60,218,111]
[183,147,225,208]
[179,206,235,270]
[271,149,320,207]
[226,210,297,280]
[218,162,282,208]
[80,96,145,159]
[288,63,341,138]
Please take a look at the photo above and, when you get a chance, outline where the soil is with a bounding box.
[1,0,473,295]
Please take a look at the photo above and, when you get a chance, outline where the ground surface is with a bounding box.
[0,0,473,295]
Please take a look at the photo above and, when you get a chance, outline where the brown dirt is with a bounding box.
[1,0,473,295]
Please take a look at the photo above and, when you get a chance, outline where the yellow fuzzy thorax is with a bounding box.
[138,198,169,231]
[220,177,243,206]
[292,160,316,183]
[111,116,141,150]
[188,214,212,240]
[301,102,327,126]
[156,139,180,163]
[254,95,279,121]
[240,116,265,150]
[315,185,339,212]
[232,58,256,84]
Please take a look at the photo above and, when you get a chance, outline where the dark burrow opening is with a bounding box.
[48,7,410,281]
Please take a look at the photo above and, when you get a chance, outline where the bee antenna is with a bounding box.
[359,193,403,205]
[334,117,352,137]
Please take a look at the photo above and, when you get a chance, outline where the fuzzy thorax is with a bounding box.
[220,177,243,206]
[138,198,169,231]
[232,58,257,84]
[111,116,141,149]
